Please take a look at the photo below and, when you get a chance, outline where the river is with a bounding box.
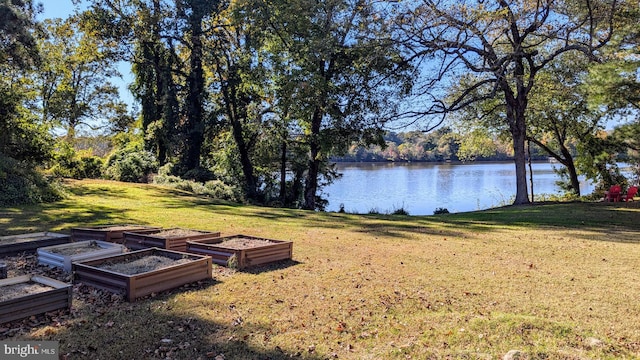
[322,161,595,215]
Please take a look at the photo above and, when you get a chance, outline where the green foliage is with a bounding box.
[50,142,104,179]
[391,206,410,216]
[104,145,157,183]
[153,163,242,202]
[38,17,127,139]
[433,207,450,215]
[0,154,65,206]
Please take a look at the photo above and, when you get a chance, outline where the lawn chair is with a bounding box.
[623,186,638,202]
[604,185,622,202]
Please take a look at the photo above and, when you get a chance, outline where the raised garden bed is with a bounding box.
[0,275,72,324]
[37,240,126,272]
[186,234,293,269]
[73,248,212,302]
[0,232,71,257]
[71,224,161,244]
[124,228,221,252]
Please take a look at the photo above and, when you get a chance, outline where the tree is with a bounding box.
[0,0,50,162]
[203,0,270,201]
[176,0,220,174]
[0,0,64,205]
[259,0,413,210]
[87,0,219,175]
[397,0,618,204]
[526,56,605,196]
[37,17,127,140]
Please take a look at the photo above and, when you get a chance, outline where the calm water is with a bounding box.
[322,161,595,215]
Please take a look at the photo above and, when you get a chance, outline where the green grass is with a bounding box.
[3,179,640,359]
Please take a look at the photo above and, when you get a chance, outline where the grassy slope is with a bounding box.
[2,179,640,359]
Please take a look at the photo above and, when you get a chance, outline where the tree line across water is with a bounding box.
[1,0,639,210]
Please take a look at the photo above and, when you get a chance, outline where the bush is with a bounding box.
[391,205,410,216]
[152,163,241,202]
[433,207,450,215]
[104,147,157,183]
[0,155,65,206]
[203,180,241,202]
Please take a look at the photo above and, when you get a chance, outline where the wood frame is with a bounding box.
[73,248,212,302]
[71,224,161,244]
[0,275,72,324]
[124,228,221,252]
[186,234,293,269]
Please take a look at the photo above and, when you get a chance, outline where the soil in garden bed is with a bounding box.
[148,229,207,238]
[48,241,102,256]
[95,255,194,275]
[215,237,277,250]
[0,282,54,302]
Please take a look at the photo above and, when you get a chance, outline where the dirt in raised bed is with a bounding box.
[216,237,276,250]
[150,229,205,238]
[97,255,193,275]
[48,241,102,256]
[0,282,55,302]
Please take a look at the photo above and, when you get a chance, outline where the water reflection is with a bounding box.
[323,162,595,215]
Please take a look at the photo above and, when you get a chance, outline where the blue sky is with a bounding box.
[39,0,80,19]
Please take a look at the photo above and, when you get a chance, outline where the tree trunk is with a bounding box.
[565,158,581,196]
[230,116,259,201]
[280,140,287,204]
[303,108,323,210]
[183,12,205,172]
[506,97,531,205]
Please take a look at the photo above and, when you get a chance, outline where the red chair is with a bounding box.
[604,185,622,202]
[623,186,638,202]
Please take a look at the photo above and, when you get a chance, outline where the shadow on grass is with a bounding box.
[239,259,303,274]
[5,180,640,245]
[13,280,324,360]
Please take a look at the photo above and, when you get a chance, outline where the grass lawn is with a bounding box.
[2,179,640,359]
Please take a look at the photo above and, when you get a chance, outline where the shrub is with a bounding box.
[50,143,104,180]
[0,155,65,206]
[104,147,157,183]
[203,180,241,202]
[434,207,450,215]
[152,163,242,202]
[391,205,410,216]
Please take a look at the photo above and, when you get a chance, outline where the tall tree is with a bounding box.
[37,17,126,140]
[176,0,219,173]
[0,0,52,162]
[260,0,412,210]
[397,0,618,204]
[526,56,605,196]
[86,0,220,175]
[204,0,268,201]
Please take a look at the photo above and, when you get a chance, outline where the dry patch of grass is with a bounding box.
[2,180,640,359]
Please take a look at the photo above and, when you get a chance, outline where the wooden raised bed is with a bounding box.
[0,275,72,324]
[124,228,221,252]
[186,234,293,269]
[73,248,212,302]
[0,232,71,257]
[71,224,161,244]
[37,240,126,272]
